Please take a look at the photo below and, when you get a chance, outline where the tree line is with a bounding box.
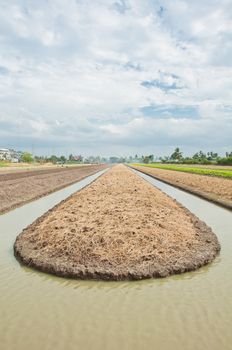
[142,148,232,165]
[15,149,232,166]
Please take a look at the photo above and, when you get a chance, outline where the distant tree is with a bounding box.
[192,150,210,164]
[118,157,126,163]
[95,156,101,164]
[34,155,46,164]
[109,156,119,164]
[49,155,58,164]
[101,157,107,163]
[60,155,66,163]
[142,154,154,163]
[21,152,33,163]
[217,156,232,165]
[207,152,218,161]
[192,152,199,160]
[148,154,154,162]
[198,151,206,159]
[159,156,170,163]
[143,156,150,164]
[170,148,183,161]
[226,151,232,157]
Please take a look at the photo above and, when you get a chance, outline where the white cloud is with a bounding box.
[0,0,231,156]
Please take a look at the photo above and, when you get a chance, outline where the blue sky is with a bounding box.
[0,0,231,156]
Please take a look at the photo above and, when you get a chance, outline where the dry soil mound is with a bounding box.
[14,165,220,280]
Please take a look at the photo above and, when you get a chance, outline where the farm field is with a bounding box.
[0,161,59,169]
[0,164,106,214]
[131,164,232,209]
[14,164,219,280]
[1,1,232,349]
[133,163,232,178]
[166,163,232,170]
[1,163,232,350]
[0,162,92,173]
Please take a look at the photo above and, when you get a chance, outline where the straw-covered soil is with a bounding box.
[0,165,106,214]
[131,165,232,210]
[14,165,220,280]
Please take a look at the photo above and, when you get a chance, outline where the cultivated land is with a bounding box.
[165,164,232,170]
[131,165,232,210]
[133,163,232,178]
[14,165,220,280]
[0,162,92,172]
[0,164,106,214]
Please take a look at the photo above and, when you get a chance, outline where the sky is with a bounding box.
[0,0,231,157]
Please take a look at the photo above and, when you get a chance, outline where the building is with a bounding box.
[0,148,11,161]
[0,148,22,162]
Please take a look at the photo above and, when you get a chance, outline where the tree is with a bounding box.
[21,152,33,163]
[198,151,206,160]
[192,151,208,163]
[60,155,66,163]
[143,156,150,164]
[192,152,199,160]
[159,156,170,163]
[170,148,183,161]
[207,152,218,161]
[49,155,58,164]
[148,154,154,162]
[109,156,119,164]
[118,157,126,163]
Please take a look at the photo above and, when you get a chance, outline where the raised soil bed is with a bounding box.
[14,165,220,280]
[0,164,106,214]
[131,165,232,210]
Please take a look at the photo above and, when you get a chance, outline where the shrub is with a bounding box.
[217,157,232,165]
[21,152,34,163]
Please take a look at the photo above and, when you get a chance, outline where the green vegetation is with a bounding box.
[170,147,183,162]
[143,155,154,164]
[0,162,9,167]
[217,156,232,165]
[139,148,232,166]
[143,163,232,178]
[21,152,34,163]
[133,163,232,179]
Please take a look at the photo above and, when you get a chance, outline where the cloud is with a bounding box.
[140,105,199,119]
[141,71,183,91]
[0,66,9,75]
[0,0,231,156]
[112,0,130,14]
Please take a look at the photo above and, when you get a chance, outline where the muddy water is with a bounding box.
[0,168,232,350]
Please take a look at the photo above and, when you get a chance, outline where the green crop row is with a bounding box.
[132,163,232,179]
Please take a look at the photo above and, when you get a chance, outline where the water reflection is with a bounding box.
[17,252,220,293]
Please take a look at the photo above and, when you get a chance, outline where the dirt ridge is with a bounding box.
[131,165,232,211]
[0,165,106,214]
[14,165,220,280]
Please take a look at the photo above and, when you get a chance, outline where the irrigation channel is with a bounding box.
[0,167,231,350]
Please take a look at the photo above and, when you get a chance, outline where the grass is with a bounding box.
[0,162,10,167]
[132,163,232,179]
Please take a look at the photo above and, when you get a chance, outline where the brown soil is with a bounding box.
[14,164,220,280]
[0,165,106,214]
[131,165,232,210]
